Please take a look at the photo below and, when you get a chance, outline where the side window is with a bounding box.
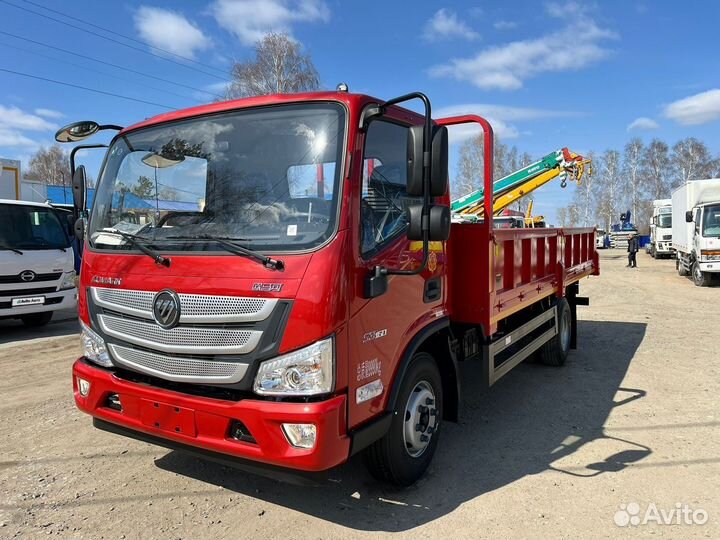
[361,120,418,257]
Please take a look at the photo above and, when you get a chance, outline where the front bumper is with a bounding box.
[699,261,720,272]
[0,288,77,318]
[73,359,350,472]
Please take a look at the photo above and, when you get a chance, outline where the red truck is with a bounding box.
[61,89,598,486]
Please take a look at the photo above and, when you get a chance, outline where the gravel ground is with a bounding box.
[0,251,718,539]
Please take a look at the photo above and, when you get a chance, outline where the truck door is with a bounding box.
[348,118,445,428]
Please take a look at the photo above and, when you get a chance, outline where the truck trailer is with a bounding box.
[649,199,673,259]
[672,179,720,286]
[62,90,599,486]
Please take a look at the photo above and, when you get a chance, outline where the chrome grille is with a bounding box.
[108,344,248,384]
[98,314,261,354]
[91,287,276,323]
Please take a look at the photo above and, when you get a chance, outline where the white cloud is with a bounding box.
[430,3,616,90]
[34,108,64,119]
[434,103,581,143]
[0,105,57,132]
[627,117,659,131]
[493,20,517,30]
[210,0,330,46]
[135,6,211,58]
[423,9,479,42]
[0,129,38,148]
[663,89,720,125]
[0,105,57,150]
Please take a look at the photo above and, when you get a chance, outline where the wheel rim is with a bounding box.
[403,380,438,458]
[560,308,571,352]
[694,264,702,283]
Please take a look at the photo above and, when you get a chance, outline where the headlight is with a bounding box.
[60,271,77,290]
[80,320,112,367]
[253,337,333,396]
[701,250,720,261]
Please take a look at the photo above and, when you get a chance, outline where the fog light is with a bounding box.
[282,423,317,449]
[77,377,91,397]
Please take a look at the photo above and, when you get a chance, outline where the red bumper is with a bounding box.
[73,359,350,472]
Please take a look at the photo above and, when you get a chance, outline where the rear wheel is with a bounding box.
[364,352,442,486]
[539,299,571,367]
[692,262,711,287]
[677,258,689,276]
[20,312,53,327]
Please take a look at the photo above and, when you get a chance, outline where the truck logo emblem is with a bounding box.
[92,276,122,286]
[252,283,283,292]
[152,289,181,329]
[20,270,36,282]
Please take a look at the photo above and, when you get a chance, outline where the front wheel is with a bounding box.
[363,352,443,486]
[692,262,711,287]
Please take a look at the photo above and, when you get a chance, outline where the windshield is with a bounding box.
[657,214,672,228]
[0,204,69,250]
[702,205,720,237]
[89,103,346,253]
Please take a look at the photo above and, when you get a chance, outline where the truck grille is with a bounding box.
[663,235,672,240]
[108,344,248,383]
[98,313,261,355]
[0,272,61,284]
[91,287,275,323]
[0,286,57,296]
[90,287,277,384]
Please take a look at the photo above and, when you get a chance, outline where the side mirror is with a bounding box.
[72,165,87,213]
[407,125,449,197]
[407,204,451,241]
[74,217,85,241]
[55,121,100,143]
[685,211,693,223]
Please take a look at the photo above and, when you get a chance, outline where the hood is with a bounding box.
[0,248,73,276]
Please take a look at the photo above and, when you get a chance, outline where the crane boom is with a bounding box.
[451,147,589,218]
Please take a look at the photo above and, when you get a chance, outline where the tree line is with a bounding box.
[452,135,720,232]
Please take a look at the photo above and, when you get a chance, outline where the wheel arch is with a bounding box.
[386,317,460,423]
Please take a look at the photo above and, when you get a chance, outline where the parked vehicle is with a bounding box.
[0,199,77,326]
[595,229,608,249]
[649,199,673,258]
[609,210,638,249]
[672,179,720,286]
[60,90,599,486]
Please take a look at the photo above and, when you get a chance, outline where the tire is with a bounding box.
[363,352,443,486]
[677,258,689,277]
[650,245,656,259]
[692,262,711,287]
[20,312,53,327]
[539,299,571,367]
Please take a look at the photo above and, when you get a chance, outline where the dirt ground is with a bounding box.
[0,250,718,539]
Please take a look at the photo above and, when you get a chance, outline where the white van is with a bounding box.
[0,199,77,326]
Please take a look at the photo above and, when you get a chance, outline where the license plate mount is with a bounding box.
[11,296,45,307]
[140,399,197,437]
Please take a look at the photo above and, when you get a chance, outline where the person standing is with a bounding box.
[627,232,639,268]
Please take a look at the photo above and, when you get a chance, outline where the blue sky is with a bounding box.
[1,0,719,223]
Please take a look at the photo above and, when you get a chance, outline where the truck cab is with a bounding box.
[66,91,597,486]
[0,199,77,326]
[649,199,673,259]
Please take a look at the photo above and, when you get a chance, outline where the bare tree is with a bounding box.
[622,138,645,225]
[570,150,597,226]
[670,138,718,188]
[27,145,70,187]
[225,33,320,99]
[594,149,622,231]
[556,207,568,227]
[642,138,671,200]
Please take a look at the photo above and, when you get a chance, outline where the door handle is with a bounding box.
[423,277,441,303]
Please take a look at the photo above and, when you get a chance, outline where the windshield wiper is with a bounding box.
[167,234,284,271]
[0,244,23,255]
[97,229,171,267]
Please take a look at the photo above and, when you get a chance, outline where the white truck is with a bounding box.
[0,199,77,326]
[672,179,720,287]
[649,199,673,258]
